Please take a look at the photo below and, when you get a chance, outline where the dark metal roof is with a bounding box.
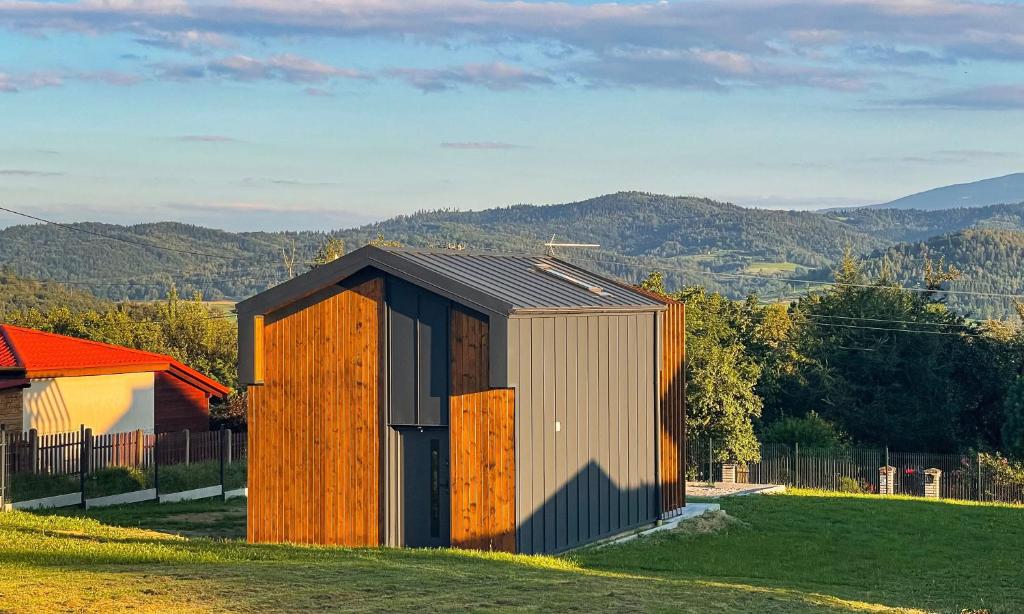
[236,245,665,318]
[380,247,665,313]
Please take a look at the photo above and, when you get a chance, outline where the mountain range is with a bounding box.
[1,175,1024,319]
[866,172,1024,211]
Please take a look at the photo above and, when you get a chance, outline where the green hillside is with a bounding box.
[0,268,112,315]
[3,192,1024,316]
[832,229,1024,319]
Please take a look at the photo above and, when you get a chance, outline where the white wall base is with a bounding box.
[223,487,247,500]
[85,488,157,509]
[4,491,83,511]
[158,485,222,503]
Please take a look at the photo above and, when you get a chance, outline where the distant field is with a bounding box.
[744,261,802,274]
[2,490,1020,612]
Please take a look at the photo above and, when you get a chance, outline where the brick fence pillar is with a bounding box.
[879,465,895,495]
[721,463,737,484]
[924,468,942,499]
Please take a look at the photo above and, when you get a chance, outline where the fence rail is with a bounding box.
[688,439,1024,505]
[0,424,247,507]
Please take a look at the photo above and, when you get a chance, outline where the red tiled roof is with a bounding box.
[0,324,229,396]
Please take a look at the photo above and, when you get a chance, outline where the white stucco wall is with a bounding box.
[23,372,155,435]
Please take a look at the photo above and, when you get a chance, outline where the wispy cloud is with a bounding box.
[2,0,1024,98]
[0,168,64,176]
[177,135,239,143]
[155,53,368,84]
[441,141,524,150]
[387,62,552,92]
[898,85,1024,110]
[134,29,235,54]
[303,86,333,97]
[240,177,340,187]
[0,69,139,92]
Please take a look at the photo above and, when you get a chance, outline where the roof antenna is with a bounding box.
[544,234,600,257]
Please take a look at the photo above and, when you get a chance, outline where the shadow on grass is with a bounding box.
[0,502,923,614]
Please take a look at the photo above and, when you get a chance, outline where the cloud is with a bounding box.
[0,71,62,92]
[898,85,1024,110]
[303,86,332,97]
[0,69,139,92]
[386,62,552,92]
[0,168,64,176]
[155,53,368,84]
[440,141,524,150]
[176,134,239,142]
[134,29,235,54]
[2,0,1024,96]
[240,177,340,186]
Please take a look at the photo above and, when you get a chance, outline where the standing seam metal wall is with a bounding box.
[507,312,657,554]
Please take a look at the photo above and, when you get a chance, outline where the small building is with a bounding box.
[237,245,686,553]
[0,324,230,434]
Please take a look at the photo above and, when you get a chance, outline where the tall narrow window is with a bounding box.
[430,439,440,538]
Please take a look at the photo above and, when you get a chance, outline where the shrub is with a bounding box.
[761,411,849,449]
[9,473,80,502]
[837,476,869,494]
[84,466,151,498]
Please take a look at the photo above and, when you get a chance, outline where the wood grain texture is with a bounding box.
[153,372,210,433]
[248,277,383,545]
[659,300,687,515]
[449,307,516,552]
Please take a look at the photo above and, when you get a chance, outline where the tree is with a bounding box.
[678,286,763,463]
[761,411,849,448]
[309,238,346,269]
[1003,378,1024,458]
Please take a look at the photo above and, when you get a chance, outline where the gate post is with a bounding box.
[879,465,895,495]
[924,468,942,499]
[1,424,6,508]
[721,463,737,484]
[79,425,92,508]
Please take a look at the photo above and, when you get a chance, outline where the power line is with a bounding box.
[801,313,974,329]
[805,320,986,338]
[0,205,271,262]
[555,252,1024,301]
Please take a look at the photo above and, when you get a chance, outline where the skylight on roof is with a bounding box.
[535,263,611,296]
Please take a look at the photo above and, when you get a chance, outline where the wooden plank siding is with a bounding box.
[247,277,384,545]
[659,300,686,515]
[153,371,211,433]
[449,307,516,552]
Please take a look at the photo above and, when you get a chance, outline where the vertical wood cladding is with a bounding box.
[248,277,383,546]
[449,307,516,552]
[659,301,687,515]
[508,312,657,555]
[154,372,210,433]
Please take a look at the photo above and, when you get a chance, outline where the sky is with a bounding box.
[1,0,1023,231]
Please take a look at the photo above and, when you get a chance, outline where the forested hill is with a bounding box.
[2,192,1024,315]
[810,229,1024,319]
[0,269,112,314]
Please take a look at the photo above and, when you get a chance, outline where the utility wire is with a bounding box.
[0,205,271,262]
[554,251,1024,301]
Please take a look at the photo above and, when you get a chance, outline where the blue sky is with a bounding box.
[1,0,1023,231]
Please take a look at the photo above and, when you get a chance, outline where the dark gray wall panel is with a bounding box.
[510,311,658,554]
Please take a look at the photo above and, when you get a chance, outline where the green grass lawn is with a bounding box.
[1,490,1020,613]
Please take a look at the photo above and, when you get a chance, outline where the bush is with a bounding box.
[9,473,80,502]
[837,476,870,494]
[157,459,247,494]
[84,466,151,498]
[761,411,849,449]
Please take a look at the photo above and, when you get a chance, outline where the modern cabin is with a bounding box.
[236,245,686,554]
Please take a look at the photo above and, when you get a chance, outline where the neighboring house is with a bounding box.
[237,245,686,554]
[0,324,230,435]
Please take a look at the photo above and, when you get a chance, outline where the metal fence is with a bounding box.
[688,438,1024,505]
[0,424,247,507]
